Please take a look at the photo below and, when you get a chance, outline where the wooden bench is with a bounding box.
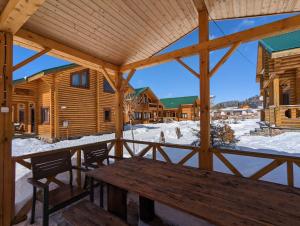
[63,200,128,226]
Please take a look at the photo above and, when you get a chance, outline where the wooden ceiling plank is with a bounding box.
[15,28,119,71]
[175,58,200,79]
[70,0,153,57]
[36,1,142,60]
[120,13,300,72]
[96,0,158,53]
[209,42,240,78]
[13,47,50,72]
[0,0,45,34]
[28,9,126,61]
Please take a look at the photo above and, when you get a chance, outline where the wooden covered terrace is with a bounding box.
[1,0,300,225]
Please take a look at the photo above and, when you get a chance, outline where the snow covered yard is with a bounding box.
[13,118,300,225]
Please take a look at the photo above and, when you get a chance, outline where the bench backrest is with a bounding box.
[31,151,72,181]
[82,143,109,167]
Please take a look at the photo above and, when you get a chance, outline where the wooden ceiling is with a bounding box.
[1,0,300,69]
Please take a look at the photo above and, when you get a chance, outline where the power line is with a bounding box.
[209,16,255,66]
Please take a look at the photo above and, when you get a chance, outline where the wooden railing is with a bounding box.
[122,139,300,187]
[11,138,300,223]
[265,105,300,127]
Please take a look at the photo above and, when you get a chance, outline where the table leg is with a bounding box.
[139,196,154,223]
[89,177,94,203]
[107,184,127,221]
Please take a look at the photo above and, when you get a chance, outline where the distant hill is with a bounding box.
[213,95,262,109]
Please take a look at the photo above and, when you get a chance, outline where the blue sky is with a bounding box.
[13,13,295,104]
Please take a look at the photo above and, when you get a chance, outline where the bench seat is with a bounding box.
[63,200,128,226]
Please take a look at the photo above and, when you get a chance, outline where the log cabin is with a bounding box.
[124,87,164,124]
[257,30,300,128]
[12,64,117,141]
[160,96,200,121]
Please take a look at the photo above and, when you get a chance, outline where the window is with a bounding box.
[103,78,115,93]
[104,109,111,122]
[71,69,89,88]
[182,113,188,118]
[134,112,142,120]
[41,107,49,124]
[144,112,150,119]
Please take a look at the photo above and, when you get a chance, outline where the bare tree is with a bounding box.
[123,93,143,154]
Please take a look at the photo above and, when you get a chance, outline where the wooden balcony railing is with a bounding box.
[11,138,300,223]
[265,105,300,127]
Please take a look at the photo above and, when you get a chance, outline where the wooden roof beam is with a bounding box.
[209,42,240,78]
[120,14,300,72]
[122,69,136,92]
[175,58,200,78]
[102,67,117,91]
[0,0,45,34]
[15,29,120,72]
[13,47,50,72]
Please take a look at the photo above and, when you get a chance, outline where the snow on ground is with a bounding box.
[13,118,300,225]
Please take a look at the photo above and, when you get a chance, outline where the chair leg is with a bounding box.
[30,186,37,224]
[83,175,88,189]
[43,188,49,226]
[100,182,104,208]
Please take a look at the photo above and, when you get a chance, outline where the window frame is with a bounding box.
[70,69,90,89]
[41,107,50,125]
[104,108,112,122]
[103,78,115,94]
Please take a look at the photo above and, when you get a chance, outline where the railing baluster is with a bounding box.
[153,145,156,160]
[76,149,82,187]
[287,161,294,187]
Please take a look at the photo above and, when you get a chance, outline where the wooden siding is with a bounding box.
[259,47,300,128]
[55,67,116,139]
[12,66,117,140]
[12,80,39,133]
[37,79,52,139]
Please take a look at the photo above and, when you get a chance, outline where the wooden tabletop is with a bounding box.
[87,157,300,226]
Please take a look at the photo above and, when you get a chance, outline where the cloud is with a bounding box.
[165,92,174,98]
[209,34,216,40]
[233,19,255,32]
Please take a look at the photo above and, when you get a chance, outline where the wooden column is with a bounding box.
[115,72,124,158]
[273,77,280,107]
[273,76,280,125]
[199,10,212,170]
[0,32,14,226]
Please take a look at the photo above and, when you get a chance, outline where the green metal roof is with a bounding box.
[160,96,198,109]
[260,30,300,53]
[13,63,77,84]
[134,87,149,96]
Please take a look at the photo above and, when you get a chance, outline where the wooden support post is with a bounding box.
[115,72,124,158]
[273,76,280,125]
[198,9,212,170]
[0,32,14,226]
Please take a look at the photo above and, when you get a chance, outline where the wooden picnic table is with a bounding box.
[87,157,300,226]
